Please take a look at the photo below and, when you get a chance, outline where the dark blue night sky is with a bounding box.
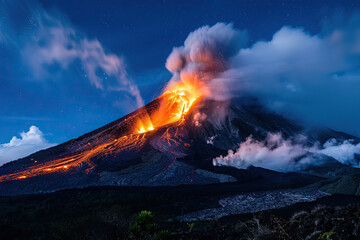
[1,0,360,163]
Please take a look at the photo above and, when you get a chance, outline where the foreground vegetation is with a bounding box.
[0,185,359,239]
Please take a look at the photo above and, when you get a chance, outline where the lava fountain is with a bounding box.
[135,74,206,134]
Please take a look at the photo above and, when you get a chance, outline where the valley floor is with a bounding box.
[0,184,359,240]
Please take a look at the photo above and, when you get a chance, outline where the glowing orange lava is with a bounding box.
[136,113,154,133]
[0,134,148,182]
[135,74,205,133]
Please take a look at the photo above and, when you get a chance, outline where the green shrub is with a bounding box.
[129,210,174,240]
[129,210,158,239]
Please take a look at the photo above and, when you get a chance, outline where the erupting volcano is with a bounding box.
[1,81,358,196]
[1,23,360,196]
[1,57,359,196]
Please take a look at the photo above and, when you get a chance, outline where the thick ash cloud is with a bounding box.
[166,16,360,136]
[0,126,56,166]
[213,133,360,172]
[166,23,248,73]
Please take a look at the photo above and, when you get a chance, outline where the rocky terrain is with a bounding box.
[176,188,330,222]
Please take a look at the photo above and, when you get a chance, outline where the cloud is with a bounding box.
[213,133,360,172]
[166,15,360,136]
[224,20,360,134]
[0,126,56,166]
[1,2,144,108]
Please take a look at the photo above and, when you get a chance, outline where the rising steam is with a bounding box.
[213,133,360,172]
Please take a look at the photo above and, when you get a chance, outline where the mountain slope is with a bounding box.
[0,97,358,195]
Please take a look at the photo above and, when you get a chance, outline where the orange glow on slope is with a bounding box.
[0,74,207,183]
[136,74,206,133]
[0,134,148,182]
[136,113,154,133]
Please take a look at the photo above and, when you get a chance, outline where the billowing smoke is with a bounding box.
[213,133,310,171]
[213,133,360,172]
[165,15,360,137]
[165,23,248,97]
[166,23,248,73]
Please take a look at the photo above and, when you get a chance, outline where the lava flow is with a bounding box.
[0,134,148,182]
[0,75,205,182]
[135,74,205,134]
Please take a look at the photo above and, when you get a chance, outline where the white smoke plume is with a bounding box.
[0,126,56,166]
[24,10,144,107]
[165,15,360,137]
[213,133,360,172]
[213,133,310,171]
[1,2,144,108]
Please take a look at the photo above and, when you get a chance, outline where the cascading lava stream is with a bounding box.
[0,75,205,182]
[135,75,204,134]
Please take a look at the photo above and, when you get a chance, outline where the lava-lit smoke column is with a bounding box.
[165,23,248,100]
[134,23,248,133]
